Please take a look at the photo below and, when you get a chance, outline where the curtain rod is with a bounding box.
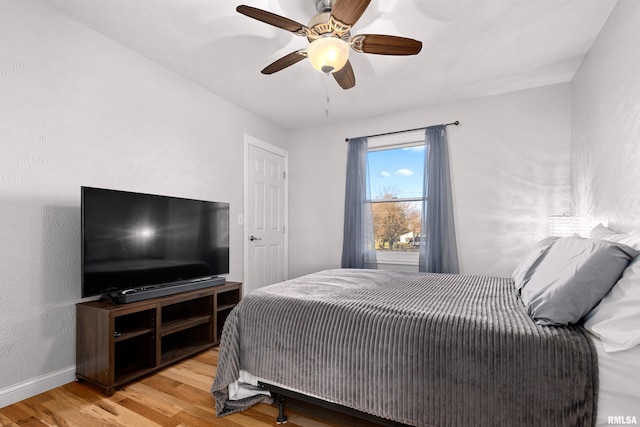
[345,121,460,142]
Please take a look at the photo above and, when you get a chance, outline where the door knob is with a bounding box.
[249,235,262,241]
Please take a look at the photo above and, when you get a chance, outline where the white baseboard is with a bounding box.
[0,366,76,409]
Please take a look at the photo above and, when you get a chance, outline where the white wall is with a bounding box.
[0,0,285,406]
[572,0,640,232]
[287,84,571,279]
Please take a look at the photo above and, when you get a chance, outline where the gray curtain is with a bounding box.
[341,137,377,269]
[419,125,459,273]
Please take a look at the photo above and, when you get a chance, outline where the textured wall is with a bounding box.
[572,0,640,232]
[0,0,285,398]
[287,84,571,278]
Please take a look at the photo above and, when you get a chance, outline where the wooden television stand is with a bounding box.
[76,282,241,396]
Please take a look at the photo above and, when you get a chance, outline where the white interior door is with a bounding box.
[244,135,288,295]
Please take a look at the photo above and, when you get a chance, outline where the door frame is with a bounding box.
[243,134,289,291]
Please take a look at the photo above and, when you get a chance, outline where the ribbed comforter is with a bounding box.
[212,269,597,426]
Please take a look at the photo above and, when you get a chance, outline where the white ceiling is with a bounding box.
[43,0,617,130]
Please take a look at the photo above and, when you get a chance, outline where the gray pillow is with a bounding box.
[512,236,560,292]
[521,236,637,326]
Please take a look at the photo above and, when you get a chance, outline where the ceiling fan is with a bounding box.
[236,0,423,90]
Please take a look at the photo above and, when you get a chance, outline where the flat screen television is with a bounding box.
[81,186,229,302]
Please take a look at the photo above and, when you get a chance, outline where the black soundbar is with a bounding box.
[116,276,226,304]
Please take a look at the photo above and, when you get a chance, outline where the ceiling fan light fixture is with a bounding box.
[307,37,349,74]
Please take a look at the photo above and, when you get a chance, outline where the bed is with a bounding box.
[212,227,640,426]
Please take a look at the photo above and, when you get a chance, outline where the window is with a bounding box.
[367,141,425,265]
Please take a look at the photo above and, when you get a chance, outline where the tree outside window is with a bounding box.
[372,189,421,252]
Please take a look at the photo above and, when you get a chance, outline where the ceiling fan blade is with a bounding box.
[352,34,422,55]
[237,5,309,36]
[261,51,307,75]
[333,60,355,90]
[331,0,371,27]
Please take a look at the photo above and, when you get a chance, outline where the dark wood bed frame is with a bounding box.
[258,382,409,426]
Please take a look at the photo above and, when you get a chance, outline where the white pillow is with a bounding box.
[584,257,640,352]
[613,234,640,248]
[584,225,640,352]
[590,223,640,247]
[590,223,617,239]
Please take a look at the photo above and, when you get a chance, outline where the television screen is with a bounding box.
[81,187,229,298]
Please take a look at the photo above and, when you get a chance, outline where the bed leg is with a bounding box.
[275,394,288,424]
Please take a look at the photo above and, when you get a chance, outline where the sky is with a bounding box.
[367,145,425,199]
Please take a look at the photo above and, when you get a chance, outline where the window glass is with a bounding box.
[367,145,425,262]
[368,145,425,199]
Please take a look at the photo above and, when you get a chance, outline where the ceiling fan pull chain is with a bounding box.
[324,74,331,117]
[325,91,331,117]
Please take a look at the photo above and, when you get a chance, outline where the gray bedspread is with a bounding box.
[212,269,598,426]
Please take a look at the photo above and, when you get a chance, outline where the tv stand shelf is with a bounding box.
[76,282,241,396]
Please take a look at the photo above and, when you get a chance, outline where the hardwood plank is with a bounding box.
[118,383,185,417]
[1,415,44,427]
[124,381,209,419]
[171,383,212,406]
[47,387,163,427]
[116,397,179,426]
[222,412,277,427]
[176,356,217,379]
[14,398,70,427]
[204,348,218,366]
[140,372,184,391]
[0,413,15,426]
[137,376,216,416]
[244,403,281,422]
[0,403,34,424]
[158,363,214,392]
[126,377,220,424]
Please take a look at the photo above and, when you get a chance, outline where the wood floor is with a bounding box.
[0,348,372,427]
